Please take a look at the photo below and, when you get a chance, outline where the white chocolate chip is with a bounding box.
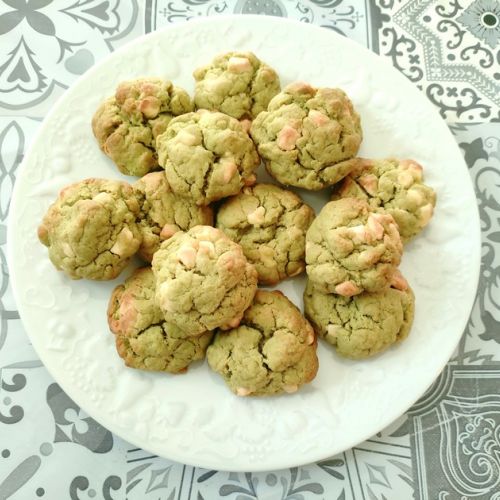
[244,174,257,186]
[62,242,74,258]
[110,227,134,256]
[220,158,238,183]
[160,224,180,240]
[406,188,424,206]
[240,118,252,133]
[176,130,200,146]
[418,203,434,226]
[391,269,408,291]
[335,281,360,296]
[236,387,252,396]
[400,159,423,181]
[287,81,314,94]
[177,245,197,268]
[308,109,329,126]
[227,56,252,72]
[358,174,379,196]
[397,170,414,188]
[366,214,385,240]
[283,384,298,394]
[247,206,266,225]
[198,240,215,258]
[226,313,243,329]
[277,125,300,151]
[348,225,367,244]
[326,324,343,339]
[93,192,114,205]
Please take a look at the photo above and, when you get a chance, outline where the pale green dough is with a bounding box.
[250,82,362,190]
[332,158,436,241]
[304,279,415,359]
[38,178,142,280]
[207,290,318,396]
[305,198,404,295]
[92,78,193,176]
[108,267,213,373]
[193,51,280,119]
[216,183,315,285]
[156,110,260,205]
[152,226,258,335]
[134,172,213,262]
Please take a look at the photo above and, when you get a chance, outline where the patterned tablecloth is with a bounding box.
[1,1,499,499]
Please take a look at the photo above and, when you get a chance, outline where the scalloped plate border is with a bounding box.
[7,15,481,471]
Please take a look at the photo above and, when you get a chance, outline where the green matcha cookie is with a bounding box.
[332,158,436,241]
[38,178,142,280]
[193,51,280,119]
[134,172,213,262]
[304,279,415,359]
[92,78,193,176]
[207,290,318,396]
[156,110,260,205]
[216,183,315,285]
[152,226,258,335]
[305,198,404,295]
[250,82,362,190]
[108,267,213,373]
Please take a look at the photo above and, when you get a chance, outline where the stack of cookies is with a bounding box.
[37,51,436,397]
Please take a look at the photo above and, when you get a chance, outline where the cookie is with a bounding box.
[38,178,142,280]
[305,198,404,295]
[304,279,415,359]
[108,267,213,373]
[152,226,258,335]
[332,158,436,241]
[207,290,318,396]
[193,51,280,119]
[134,172,213,262]
[92,78,193,176]
[156,110,260,205]
[216,183,315,285]
[250,82,362,190]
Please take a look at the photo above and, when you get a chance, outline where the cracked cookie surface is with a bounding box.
[305,198,403,295]
[38,178,142,280]
[152,226,258,335]
[304,279,414,359]
[193,51,280,119]
[92,78,193,176]
[207,290,318,396]
[108,267,212,373]
[216,183,315,285]
[134,172,213,262]
[332,158,436,241]
[156,110,260,205]
[250,82,362,190]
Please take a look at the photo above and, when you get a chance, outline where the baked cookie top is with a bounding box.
[134,172,213,262]
[207,290,318,396]
[216,183,314,285]
[193,51,280,119]
[152,226,258,335]
[156,110,260,205]
[108,267,212,373]
[250,82,362,190]
[38,178,142,280]
[332,158,436,241]
[305,198,403,295]
[304,279,415,359]
[92,78,193,176]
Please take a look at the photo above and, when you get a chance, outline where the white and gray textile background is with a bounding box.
[1,1,500,499]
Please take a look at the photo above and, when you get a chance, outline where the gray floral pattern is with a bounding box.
[1,1,499,499]
[372,0,500,122]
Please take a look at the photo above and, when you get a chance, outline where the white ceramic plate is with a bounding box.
[8,15,480,472]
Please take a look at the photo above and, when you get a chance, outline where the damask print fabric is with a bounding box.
[1,1,499,499]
